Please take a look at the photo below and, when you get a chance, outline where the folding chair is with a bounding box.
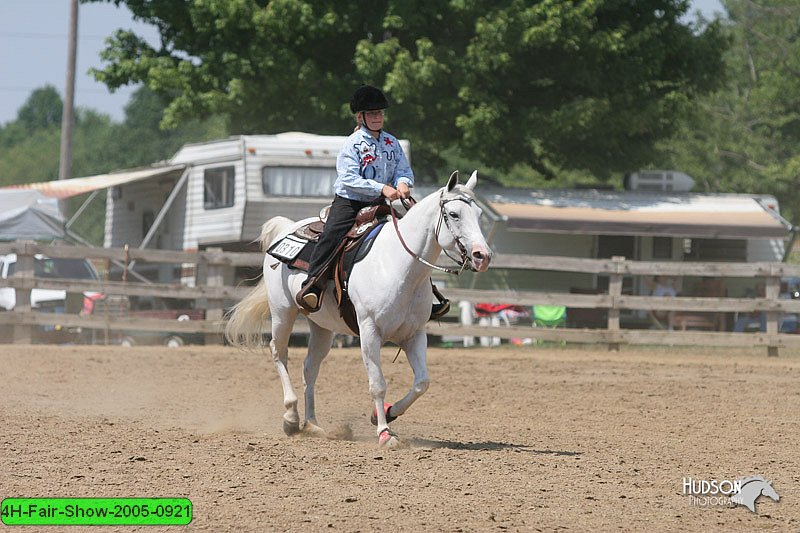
[532,304,567,346]
[533,304,566,328]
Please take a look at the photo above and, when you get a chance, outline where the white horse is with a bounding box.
[225,170,491,448]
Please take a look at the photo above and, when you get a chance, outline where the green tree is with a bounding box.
[0,128,62,185]
[106,87,228,169]
[658,0,800,222]
[86,0,727,181]
[0,87,66,184]
[16,85,63,133]
[0,86,63,148]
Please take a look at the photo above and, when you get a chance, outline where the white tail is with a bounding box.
[224,216,295,349]
[259,216,294,250]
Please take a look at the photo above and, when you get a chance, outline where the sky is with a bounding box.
[0,0,726,127]
[0,0,159,126]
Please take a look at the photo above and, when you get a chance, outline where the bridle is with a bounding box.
[389,191,476,275]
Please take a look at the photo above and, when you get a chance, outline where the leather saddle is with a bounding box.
[267,203,394,333]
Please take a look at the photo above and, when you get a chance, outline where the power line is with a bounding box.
[0,86,121,94]
[0,31,109,41]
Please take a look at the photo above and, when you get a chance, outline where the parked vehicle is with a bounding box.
[0,253,100,312]
[0,253,101,342]
[83,294,205,347]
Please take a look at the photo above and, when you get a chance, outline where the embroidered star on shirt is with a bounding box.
[384,138,393,146]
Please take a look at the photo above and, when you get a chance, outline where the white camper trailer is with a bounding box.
[104,132,410,256]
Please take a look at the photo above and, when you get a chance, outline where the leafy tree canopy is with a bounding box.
[0,86,64,148]
[16,85,64,132]
[657,0,800,221]
[85,0,728,180]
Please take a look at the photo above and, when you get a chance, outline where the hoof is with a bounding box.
[378,428,400,449]
[371,402,397,426]
[301,421,327,438]
[282,418,301,436]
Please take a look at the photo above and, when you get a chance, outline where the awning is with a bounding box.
[484,189,792,239]
[2,164,187,199]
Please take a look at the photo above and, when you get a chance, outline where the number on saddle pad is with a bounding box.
[270,234,307,261]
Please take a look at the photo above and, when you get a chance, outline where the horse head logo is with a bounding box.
[730,476,780,513]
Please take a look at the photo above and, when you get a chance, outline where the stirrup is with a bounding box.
[296,284,322,312]
[429,300,450,321]
[429,280,450,321]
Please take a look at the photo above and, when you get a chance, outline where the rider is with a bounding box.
[296,84,413,312]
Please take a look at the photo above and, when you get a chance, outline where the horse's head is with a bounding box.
[436,170,492,272]
[762,480,780,502]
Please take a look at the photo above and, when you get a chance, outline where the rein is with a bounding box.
[388,193,471,275]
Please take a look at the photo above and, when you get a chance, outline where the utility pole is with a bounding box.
[58,0,79,216]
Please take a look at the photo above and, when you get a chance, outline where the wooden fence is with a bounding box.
[2,240,800,355]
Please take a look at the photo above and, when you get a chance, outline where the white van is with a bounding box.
[0,253,100,312]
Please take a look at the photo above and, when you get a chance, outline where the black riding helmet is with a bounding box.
[350,85,390,113]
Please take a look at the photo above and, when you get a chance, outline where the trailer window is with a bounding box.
[262,167,336,197]
[652,237,673,259]
[204,166,235,209]
[683,238,746,261]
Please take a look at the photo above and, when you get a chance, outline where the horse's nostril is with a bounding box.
[473,251,490,264]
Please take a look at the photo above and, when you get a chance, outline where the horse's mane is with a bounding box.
[739,475,767,487]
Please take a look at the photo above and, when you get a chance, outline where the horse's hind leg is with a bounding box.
[270,313,301,436]
[301,322,335,436]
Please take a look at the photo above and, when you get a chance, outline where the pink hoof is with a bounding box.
[378,428,399,448]
[370,402,397,426]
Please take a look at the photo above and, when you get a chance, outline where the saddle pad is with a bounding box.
[352,222,385,264]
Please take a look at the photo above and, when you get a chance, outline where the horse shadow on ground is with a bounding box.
[407,437,580,456]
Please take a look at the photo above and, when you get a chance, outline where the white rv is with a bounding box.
[104,132,409,254]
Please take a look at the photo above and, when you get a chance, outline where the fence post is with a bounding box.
[765,274,780,357]
[12,241,34,344]
[198,247,227,345]
[606,256,624,351]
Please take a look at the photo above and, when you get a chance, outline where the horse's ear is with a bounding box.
[446,170,459,191]
[465,170,478,190]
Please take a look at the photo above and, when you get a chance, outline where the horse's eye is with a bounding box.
[448,211,459,219]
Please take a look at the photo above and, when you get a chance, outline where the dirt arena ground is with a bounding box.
[1,343,799,532]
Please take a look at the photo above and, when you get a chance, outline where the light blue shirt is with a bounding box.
[334,127,414,201]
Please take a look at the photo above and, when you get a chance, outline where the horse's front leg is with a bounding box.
[359,326,399,448]
[389,330,430,417]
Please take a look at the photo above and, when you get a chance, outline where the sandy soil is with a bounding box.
[1,343,799,532]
